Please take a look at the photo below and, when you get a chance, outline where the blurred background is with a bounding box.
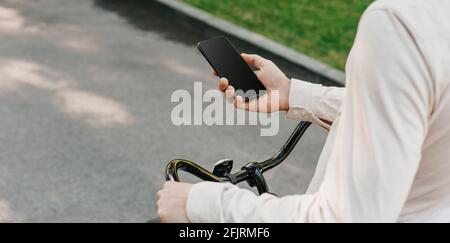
[0,0,370,222]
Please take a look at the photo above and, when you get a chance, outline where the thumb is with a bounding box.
[241,53,267,69]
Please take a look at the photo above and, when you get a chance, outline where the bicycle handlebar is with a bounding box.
[165,121,312,195]
[165,159,223,182]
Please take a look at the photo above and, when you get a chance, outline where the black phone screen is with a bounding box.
[197,36,266,100]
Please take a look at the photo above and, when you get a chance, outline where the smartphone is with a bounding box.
[197,36,266,100]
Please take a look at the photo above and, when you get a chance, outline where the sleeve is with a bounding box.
[186,9,433,223]
[287,79,345,129]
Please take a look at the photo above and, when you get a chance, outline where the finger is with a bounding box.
[241,53,267,69]
[234,96,248,111]
[234,96,254,111]
[235,94,270,112]
[246,96,260,112]
[225,86,235,104]
[218,78,229,92]
[235,95,258,112]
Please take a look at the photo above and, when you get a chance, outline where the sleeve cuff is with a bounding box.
[288,78,316,110]
[286,79,331,129]
[186,182,234,223]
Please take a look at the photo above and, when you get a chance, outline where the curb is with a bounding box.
[155,0,346,85]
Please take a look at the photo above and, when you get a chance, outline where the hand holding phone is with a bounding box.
[198,36,265,101]
[197,36,291,112]
[220,54,291,112]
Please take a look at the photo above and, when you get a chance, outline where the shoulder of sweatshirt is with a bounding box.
[364,0,450,40]
[362,0,450,88]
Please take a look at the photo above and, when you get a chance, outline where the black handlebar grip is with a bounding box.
[165,159,223,182]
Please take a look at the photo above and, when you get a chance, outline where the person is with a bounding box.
[157,0,450,223]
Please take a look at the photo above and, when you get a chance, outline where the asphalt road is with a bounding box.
[0,0,328,222]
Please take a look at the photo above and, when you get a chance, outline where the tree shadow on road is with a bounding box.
[92,0,203,46]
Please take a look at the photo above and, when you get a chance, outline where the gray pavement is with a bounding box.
[0,0,328,222]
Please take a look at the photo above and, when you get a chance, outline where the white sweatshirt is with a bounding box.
[186,0,450,223]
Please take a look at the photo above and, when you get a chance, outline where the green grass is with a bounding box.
[183,0,373,70]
